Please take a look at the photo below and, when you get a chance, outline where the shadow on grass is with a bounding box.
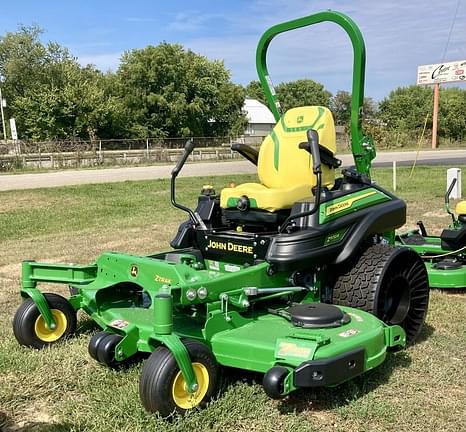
[414,322,435,345]
[432,287,466,295]
[219,344,414,416]
[277,349,412,414]
[0,410,88,432]
[75,316,100,336]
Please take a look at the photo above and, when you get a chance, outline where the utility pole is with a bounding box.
[0,86,6,142]
[431,83,439,149]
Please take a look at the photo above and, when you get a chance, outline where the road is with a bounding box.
[0,149,464,191]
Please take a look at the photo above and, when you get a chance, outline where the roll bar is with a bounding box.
[255,10,375,176]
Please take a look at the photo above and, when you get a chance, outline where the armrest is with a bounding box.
[231,143,259,166]
[318,145,342,169]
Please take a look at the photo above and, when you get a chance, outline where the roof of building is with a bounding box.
[243,98,276,125]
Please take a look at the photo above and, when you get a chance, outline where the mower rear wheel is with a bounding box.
[139,339,219,418]
[332,244,429,343]
[13,293,77,349]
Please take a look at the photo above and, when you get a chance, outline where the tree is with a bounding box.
[276,79,331,112]
[378,86,433,133]
[244,79,332,112]
[330,90,377,125]
[245,80,266,104]
[438,88,466,140]
[0,26,118,140]
[116,43,246,137]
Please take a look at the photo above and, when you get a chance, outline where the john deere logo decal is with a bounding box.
[296,115,304,124]
[130,265,138,277]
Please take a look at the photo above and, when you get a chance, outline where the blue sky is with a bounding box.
[1,0,465,100]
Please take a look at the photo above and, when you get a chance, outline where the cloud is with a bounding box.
[77,52,122,71]
[181,0,466,99]
[70,0,466,100]
[166,11,227,33]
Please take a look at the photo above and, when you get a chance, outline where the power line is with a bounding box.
[441,0,462,61]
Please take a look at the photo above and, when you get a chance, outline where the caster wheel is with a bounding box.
[13,293,77,349]
[139,339,219,417]
[88,331,111,361]
[263,366,289,399]
[93,332,123,368]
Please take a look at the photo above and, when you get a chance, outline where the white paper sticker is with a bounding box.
[224,264,241,272]
[209,260,219,271]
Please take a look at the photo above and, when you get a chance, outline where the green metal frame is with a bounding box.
[256,10,376,176]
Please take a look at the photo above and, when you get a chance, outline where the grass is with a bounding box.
[0,166,465,432]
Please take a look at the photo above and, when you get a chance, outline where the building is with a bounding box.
[243,98,276,137]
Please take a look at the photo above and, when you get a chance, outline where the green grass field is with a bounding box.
[0,166,465,432]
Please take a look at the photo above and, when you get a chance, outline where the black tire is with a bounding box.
[263,366,289,399]
[332,244,429,344]
[139,339,219,418]
[88,331,110,361]
[13,293,77,349]
[95,333,123,368]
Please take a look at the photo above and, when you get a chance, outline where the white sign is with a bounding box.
[417,60,466,85]
[9,118,17,140]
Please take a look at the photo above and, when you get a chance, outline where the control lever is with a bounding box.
[299,129,322,174]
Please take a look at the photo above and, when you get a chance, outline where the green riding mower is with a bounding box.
[397,178,466,288]
[13,11,429,418]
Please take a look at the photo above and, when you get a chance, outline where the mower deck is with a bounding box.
[398,233,466,288]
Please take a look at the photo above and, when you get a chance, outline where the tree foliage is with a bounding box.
[116,43,246,138]
[0,26,121,141]
[330,90,377,125]
[245,79,332,112]
[0,26,465,144]
[0,29,245,140]
[378,85,466,141]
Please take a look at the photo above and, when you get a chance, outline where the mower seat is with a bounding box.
[455,201,466,224]
[221,106,336,213]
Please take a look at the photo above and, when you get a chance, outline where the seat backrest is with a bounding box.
[258,106,336,189]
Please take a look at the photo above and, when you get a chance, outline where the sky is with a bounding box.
[1,0,465,100]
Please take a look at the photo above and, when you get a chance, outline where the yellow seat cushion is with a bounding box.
[221,106,336,212]
[456,201,466,215]
[220,183,312,213]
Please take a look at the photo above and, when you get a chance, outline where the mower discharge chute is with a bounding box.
[397,178,466,288]
[13,11,429,418]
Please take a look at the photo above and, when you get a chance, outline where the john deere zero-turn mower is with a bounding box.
[397,178,466,288]
[12,11,429,417]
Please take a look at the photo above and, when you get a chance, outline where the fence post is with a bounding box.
[392,161,397,192]
[447,168,462,199]
[98,140,102,162]
[146,138,150,159]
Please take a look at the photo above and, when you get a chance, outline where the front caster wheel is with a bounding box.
[13,293,77,349]
[139,339,219,418]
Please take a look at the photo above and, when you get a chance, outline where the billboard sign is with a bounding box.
[417,60,466,85]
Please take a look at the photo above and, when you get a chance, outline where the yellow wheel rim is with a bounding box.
[172,362,210,409]
[34,309,67,343]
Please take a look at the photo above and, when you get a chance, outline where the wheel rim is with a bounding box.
[172,362,209,409]
[34,309,67,342]
[382,275,411,324]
